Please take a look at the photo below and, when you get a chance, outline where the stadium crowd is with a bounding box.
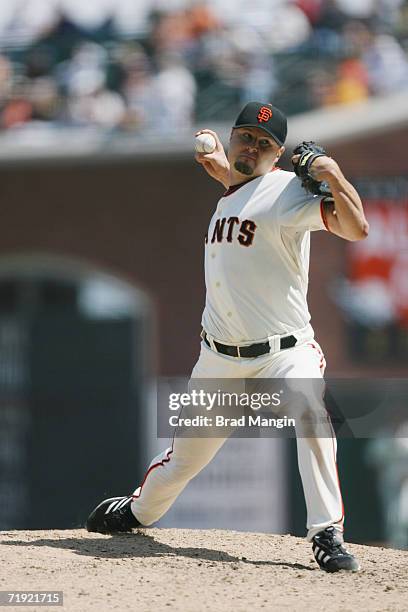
[0,0,407,134]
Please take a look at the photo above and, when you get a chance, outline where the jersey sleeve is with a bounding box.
[277,175,328,232]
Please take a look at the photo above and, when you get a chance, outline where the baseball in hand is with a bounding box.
[195,133,216,154]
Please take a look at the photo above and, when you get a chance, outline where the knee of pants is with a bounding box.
[294,401,332,437]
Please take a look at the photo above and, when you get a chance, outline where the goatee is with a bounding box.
[234,160,253,176]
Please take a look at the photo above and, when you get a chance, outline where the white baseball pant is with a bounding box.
[131,336,344,541]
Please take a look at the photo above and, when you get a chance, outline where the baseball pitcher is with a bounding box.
[86,101,369,573]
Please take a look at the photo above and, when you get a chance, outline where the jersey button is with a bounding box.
[211,253,216,258]
[227,311,232,317]
[215,282,221,287]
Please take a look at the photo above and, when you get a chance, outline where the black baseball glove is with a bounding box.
[292,141,332,197]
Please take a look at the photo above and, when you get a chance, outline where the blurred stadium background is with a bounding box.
[0,0,407,549]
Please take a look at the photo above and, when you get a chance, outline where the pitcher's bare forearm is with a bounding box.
[312,158,369,241]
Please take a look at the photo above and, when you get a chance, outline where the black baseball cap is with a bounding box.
[233,101,287,146]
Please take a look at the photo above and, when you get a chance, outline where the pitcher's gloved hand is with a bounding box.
[292,141,333,197]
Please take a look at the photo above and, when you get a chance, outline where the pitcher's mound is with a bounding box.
[1,528,407,611]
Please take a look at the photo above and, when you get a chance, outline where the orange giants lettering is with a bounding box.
[257,106,272,123]
[238,220,257,247]
[211,218,226,243]
[207,217,257,246]
[226,217,240,242]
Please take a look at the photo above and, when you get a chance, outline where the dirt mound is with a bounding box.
[1,528,407,611]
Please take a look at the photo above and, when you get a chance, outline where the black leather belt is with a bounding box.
[202,330,297,358]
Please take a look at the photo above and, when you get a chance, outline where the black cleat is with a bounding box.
[312,526,360,573]
[86,496,140,534]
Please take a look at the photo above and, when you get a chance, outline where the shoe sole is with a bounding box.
[319,562,361,573]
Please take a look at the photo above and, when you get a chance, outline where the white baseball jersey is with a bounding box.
[201,168,328,343]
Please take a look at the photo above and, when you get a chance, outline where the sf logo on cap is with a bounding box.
[257,106,273,123]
